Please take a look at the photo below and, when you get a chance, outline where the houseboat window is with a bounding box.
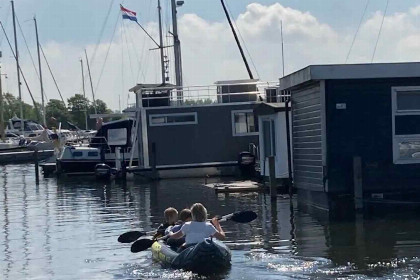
[392,86,420,164]
[88,151,99,157]
[72,151,83,157]
[149,112,197,126]
[232,110,258,136]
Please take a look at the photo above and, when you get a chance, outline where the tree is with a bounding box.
[2,92,40,122]
[46,99,69,129]
[67,94,90,129]
[89,99,113,115]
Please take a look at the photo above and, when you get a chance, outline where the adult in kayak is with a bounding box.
[169,203,225,250]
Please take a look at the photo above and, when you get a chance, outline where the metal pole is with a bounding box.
[157,0,166,84]
[220,0,253,79]
[0,67,4,141]
[80,59,88,129]
[84,49,97,115]
[285,98,293,197]
[34,16,46,127]
[281,20,285,77]
[11,0,24,134]
[171,0,183,88]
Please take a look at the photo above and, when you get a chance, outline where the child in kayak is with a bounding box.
[166,208,192,248]
[154,207,178,238]
[169,203,225,247]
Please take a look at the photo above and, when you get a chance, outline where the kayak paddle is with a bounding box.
[130,210,257,253]
[118,230,153,243]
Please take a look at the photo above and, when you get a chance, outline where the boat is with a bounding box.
[151,238,231,275]
[55,118,139,176]
[6,116,45,138]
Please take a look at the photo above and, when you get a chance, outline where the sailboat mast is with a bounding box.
[34,16,46,127]
[171,0,182,88]
[157,0,166,84]
[11,0,24,133]
[84,49,97,115]
[220,0,253,79]
[0,67,5,141]
[80,59,88,130]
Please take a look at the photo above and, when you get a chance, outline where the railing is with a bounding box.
[127,81,290,108]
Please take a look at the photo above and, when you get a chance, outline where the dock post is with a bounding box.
[151,142,157,180]
[34,150,39,184]
[268,156,277,199]
[353,156,363,210]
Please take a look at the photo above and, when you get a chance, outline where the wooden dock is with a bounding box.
[205,180,264,193]
[0,150,54,165]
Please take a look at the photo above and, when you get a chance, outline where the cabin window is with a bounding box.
[232,110,258,136]
[88,151,99,157]
[149,112,198,126]
[72,151,83,157]
[392,86,420,164]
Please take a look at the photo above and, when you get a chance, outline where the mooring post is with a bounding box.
[34,150,39,184]
[353,156,363,210]
[268,156,276,199]
[151,142,157,180]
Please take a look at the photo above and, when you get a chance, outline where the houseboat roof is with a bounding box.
[129,83,176,92]
[214,79,260,85]
[254,102,288,116]
[279,62,420,90]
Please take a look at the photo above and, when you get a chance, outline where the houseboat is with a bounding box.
[125,79,287,178]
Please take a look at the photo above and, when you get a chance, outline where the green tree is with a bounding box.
[46,99,69,129]
[89,99,113,115]
[2,92,40,122]
[67,94,89,129]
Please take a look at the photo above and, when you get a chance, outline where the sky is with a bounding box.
[0,0,420,111]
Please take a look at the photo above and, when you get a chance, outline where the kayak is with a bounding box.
[151,238,231,275]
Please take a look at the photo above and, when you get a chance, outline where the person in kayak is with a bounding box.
[169,203,225,249]
[166,208,192,248]
[154,207,178,238]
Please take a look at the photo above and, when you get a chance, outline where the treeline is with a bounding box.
[2,93,113,130]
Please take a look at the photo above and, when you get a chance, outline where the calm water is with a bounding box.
[0,164,419,279]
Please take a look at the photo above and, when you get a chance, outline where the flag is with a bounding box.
[120,5,137,22]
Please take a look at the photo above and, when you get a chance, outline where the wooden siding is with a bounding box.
[292,83,324,192]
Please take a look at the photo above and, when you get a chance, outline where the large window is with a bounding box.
[149,112,197,126]
[231,110,258,136]
[392,86,420,164]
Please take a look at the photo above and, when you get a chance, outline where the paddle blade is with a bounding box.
[118,231,145,243]
[130,238,155,253]
[229,211,258,223]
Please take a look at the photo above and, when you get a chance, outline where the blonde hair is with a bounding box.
[164,207,178,225]
[191,203,207,222]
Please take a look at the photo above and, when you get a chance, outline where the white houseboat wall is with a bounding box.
[254,102,292,187]
[127,79,286,179]
[280,62,420,213]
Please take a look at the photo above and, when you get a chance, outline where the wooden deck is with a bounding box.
[205,180,264,193]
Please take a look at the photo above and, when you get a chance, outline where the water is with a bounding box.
[0,164,419,279]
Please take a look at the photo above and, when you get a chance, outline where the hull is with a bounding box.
[56,159,139,175]
[151,239,231,275]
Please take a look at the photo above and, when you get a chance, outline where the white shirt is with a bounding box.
[181,221,217,245]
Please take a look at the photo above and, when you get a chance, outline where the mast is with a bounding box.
[171,0,183,88]
[281,20,285,77]
[84,49,97,115]
[11,0,24,133]
[34,16,46,127]
[220,0,253,79]
[80,58,88,129]
[0,66,4,141]
[157,0,166,84]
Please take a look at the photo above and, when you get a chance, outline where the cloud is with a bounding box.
[2,3,420,111]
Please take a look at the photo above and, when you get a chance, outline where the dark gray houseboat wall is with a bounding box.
[326,78,420,194]
[145,103,259,167]
[280,62,420,211]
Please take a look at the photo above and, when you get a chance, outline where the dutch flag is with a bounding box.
[121,5,137,22]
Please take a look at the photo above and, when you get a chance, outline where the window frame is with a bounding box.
[231,109,259,137]
[392,86,420,164]
[149,112,198,127]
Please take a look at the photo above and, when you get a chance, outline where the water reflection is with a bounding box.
[0,165,419,279]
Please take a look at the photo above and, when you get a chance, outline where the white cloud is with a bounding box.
[2,2,420,111]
